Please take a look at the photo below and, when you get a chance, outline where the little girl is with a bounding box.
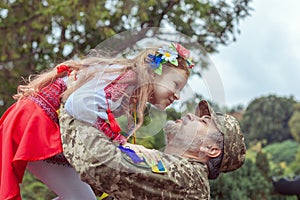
[0,42,194,200]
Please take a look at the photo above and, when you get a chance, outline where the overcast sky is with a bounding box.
[198,0,300,108]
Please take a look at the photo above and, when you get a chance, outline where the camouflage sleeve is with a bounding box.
[59,107,210,200]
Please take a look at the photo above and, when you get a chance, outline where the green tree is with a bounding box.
[21,171,56,200]
[240,95,296,146]
[289,146,300,174]
[264,140,299,168]
[210,151,298,200]
[0,0,253,115]
[210,158,271,200]
[256,150,270,180]
[288,103,300,142]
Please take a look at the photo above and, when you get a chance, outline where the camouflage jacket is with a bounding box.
[59,108,210,200]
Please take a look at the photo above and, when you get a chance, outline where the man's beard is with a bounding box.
[163,120,179,142]
[163,119,205,158]
[163,120,191,156]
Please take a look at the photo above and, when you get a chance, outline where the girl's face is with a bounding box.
[149,67,188,110]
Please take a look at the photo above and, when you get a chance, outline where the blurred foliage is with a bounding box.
[210,158,271,200]
[288,103,300,142]
[240,95,296,146]
[0,0,253,115]
[20,171,56,200]
[210,94,300,200]
[21,171,107,199]
[264,140,298,169]
[256,150,271,180]
[210,150,298,200]
[289,147,300,175]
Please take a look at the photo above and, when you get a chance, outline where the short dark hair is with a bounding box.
[206,132,224,179]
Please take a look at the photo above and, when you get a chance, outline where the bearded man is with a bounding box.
[33,100,246,200]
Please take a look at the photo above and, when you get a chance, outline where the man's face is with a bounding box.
[163,113,219,156]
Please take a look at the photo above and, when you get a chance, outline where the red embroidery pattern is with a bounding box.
[95,70,137,145]
[104,70,136,101]
[95,117,127,145]
[28,78,67,124]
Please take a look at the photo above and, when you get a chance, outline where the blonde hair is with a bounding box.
[14,46,190,135]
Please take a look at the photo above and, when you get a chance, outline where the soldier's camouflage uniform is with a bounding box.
[59,108,210,200]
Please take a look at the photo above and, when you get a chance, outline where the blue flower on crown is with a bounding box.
[148,54,163,69]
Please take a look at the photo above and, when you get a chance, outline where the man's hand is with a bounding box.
[122,143,161,167]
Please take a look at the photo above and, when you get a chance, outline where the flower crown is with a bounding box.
[147,43,194,75]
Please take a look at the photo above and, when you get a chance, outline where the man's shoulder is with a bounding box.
[163,154,208,177]
[162,154,210,191]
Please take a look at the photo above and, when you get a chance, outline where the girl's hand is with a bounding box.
[114,134,127,145]
[122,143,161,167]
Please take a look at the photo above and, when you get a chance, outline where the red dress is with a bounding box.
[0,70,134,199]
[0,78,66,200]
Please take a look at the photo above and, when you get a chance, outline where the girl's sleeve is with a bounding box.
[64,66,137,142]
[64,70,119,125]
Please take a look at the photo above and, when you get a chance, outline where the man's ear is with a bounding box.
[200,146,221,158]
[207,147,221,158]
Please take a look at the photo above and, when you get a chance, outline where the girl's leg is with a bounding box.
[27,160,97,200]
